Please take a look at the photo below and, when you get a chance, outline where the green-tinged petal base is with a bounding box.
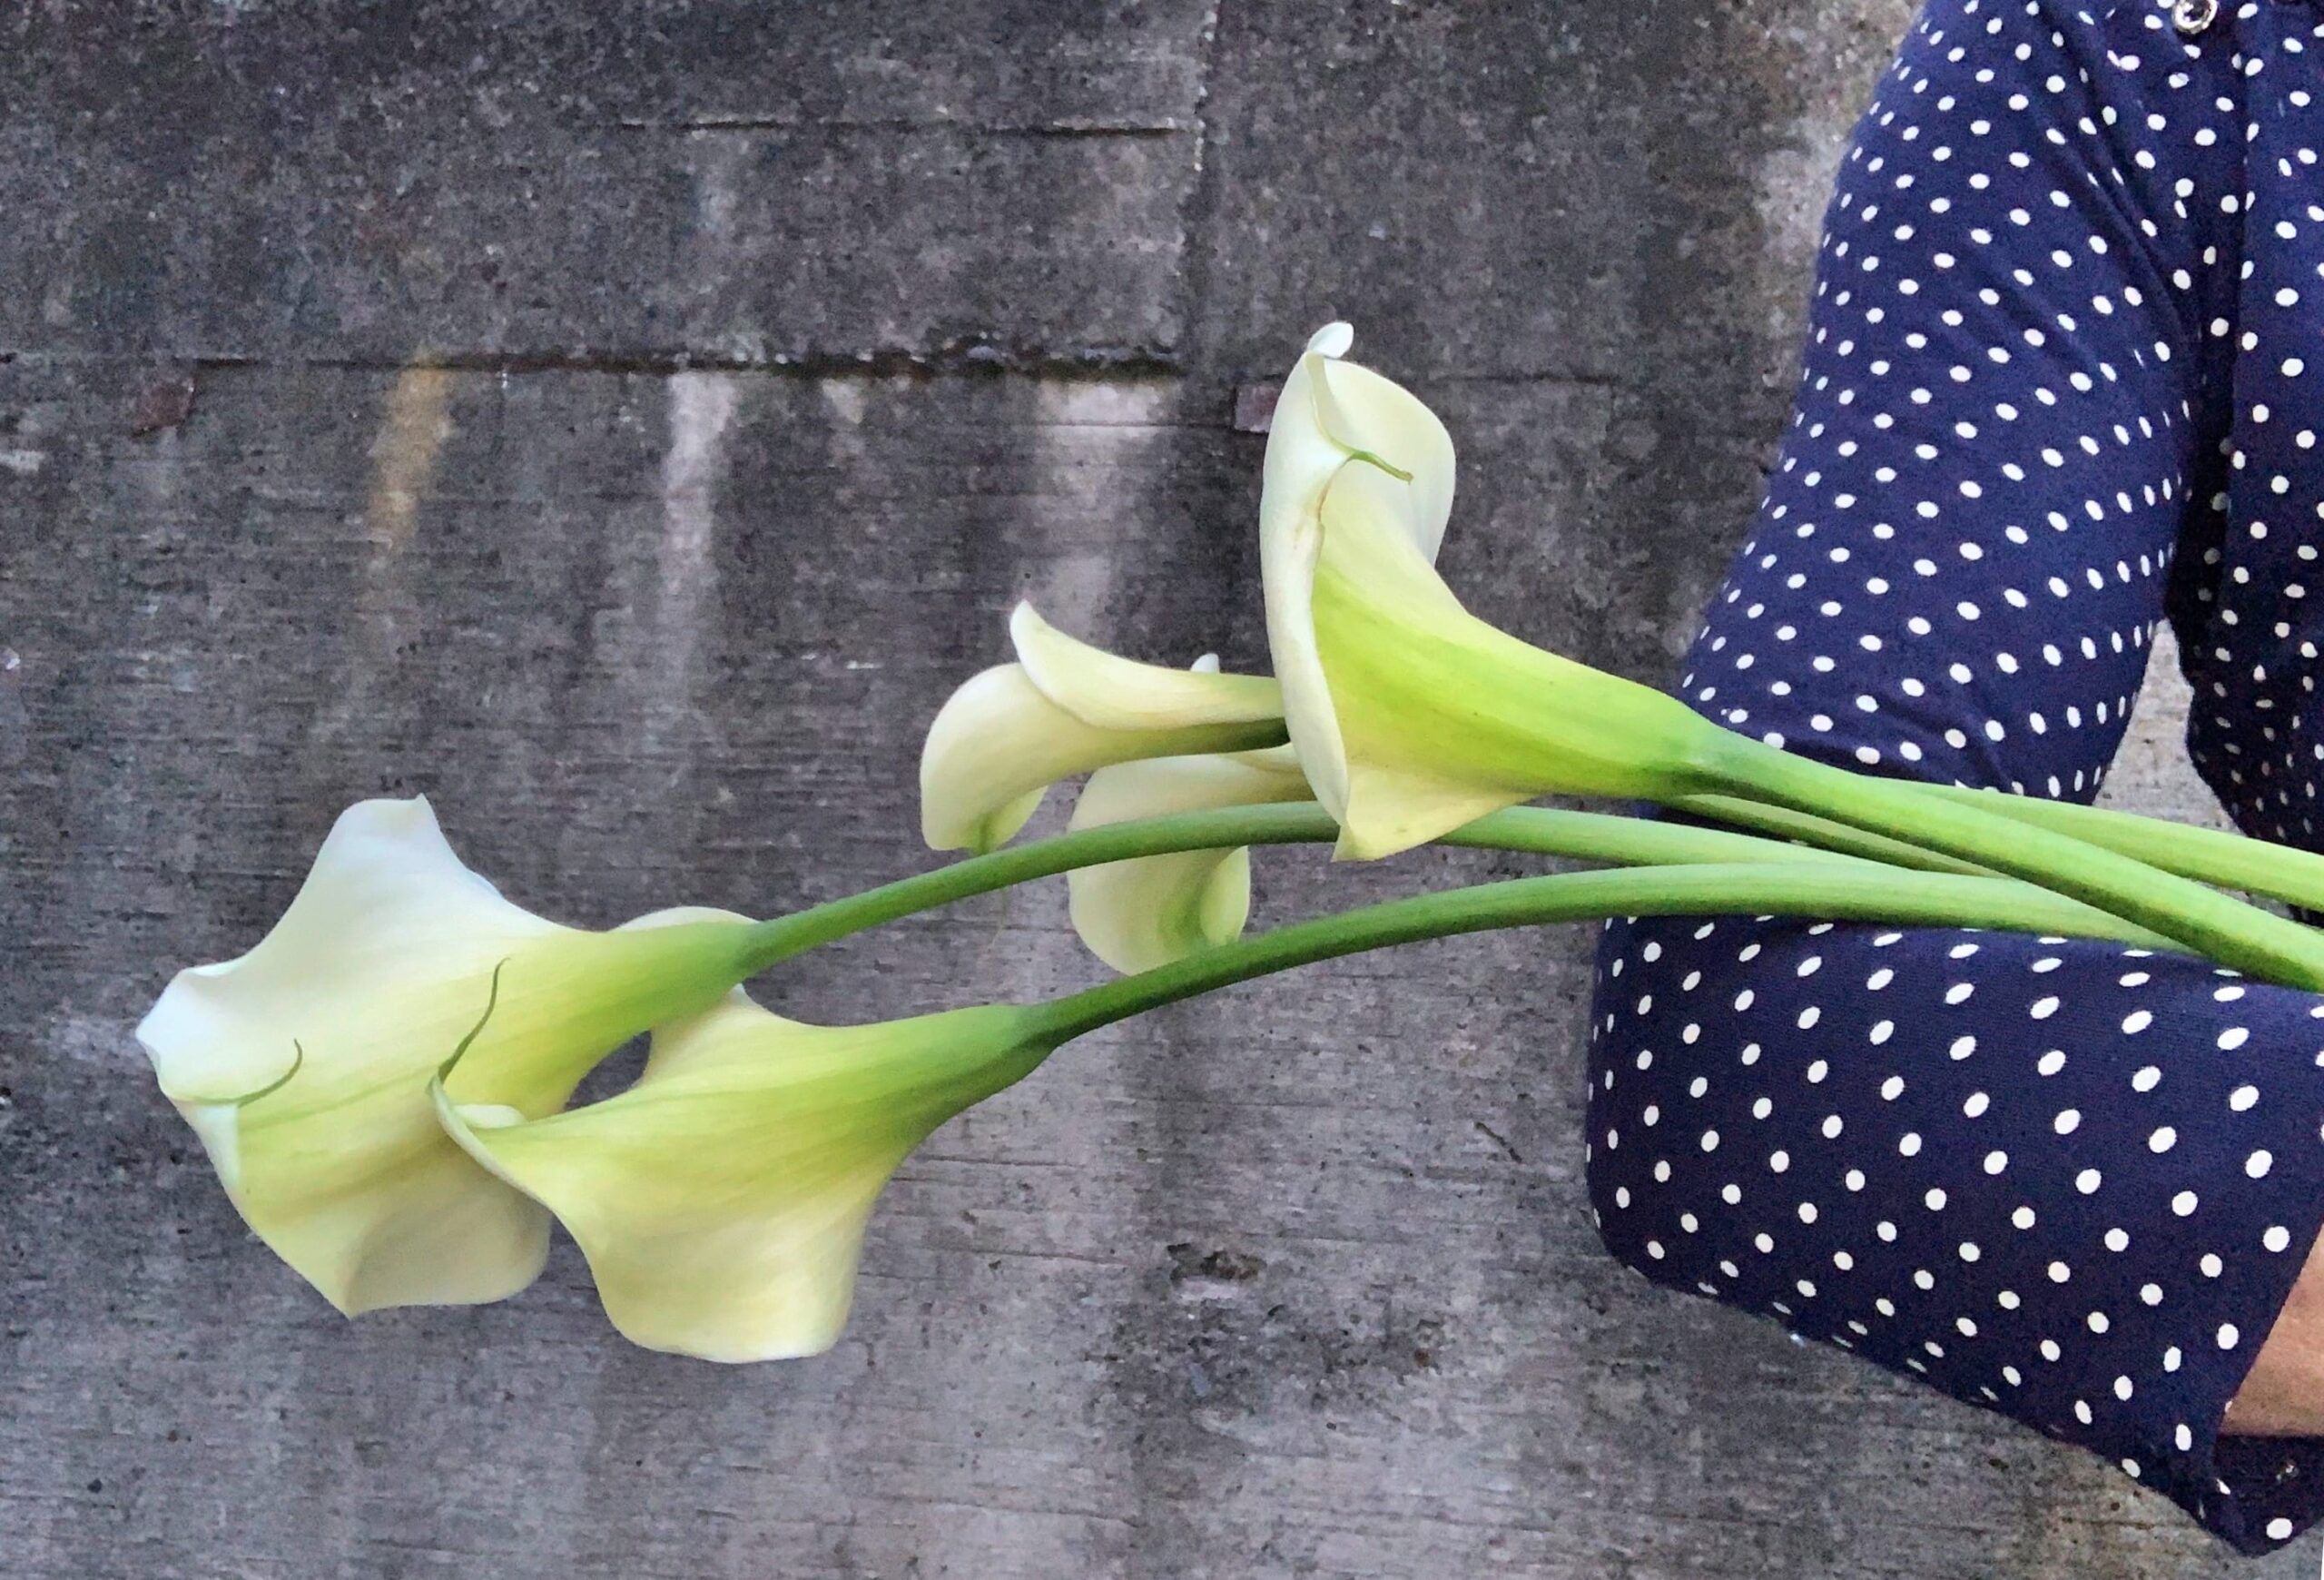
[1308,506,1716,858]
[435,999,1054,1362]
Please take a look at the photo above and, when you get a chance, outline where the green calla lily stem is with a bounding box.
[1021,860,2180,1047]
[1909,782,2324,914]
[733,801,2174,983]
[1699,737,2324,989]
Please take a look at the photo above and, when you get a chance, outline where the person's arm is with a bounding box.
[2236,1242,2324,1435]
[1584,0,2324,1555]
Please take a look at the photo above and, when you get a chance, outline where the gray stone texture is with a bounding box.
[0,2,2297,1576]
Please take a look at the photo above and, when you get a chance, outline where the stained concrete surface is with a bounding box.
[0,3,2305,1576]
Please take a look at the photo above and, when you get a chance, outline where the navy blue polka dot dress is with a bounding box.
[1586,0,2324,1555]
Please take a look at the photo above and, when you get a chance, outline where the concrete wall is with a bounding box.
[0,3,2290,1576]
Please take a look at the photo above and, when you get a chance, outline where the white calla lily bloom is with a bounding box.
[1260,322,1452,834]
[920,603,1287,854]
[1067,726,1309,974]
[434,995,1053,1362]
[136,798,756,1315]
[1260,324,1718,860]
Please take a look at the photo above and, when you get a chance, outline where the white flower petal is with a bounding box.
[1009,603,1281,730]
[437,1000,1051,1362]
[921,630,1286,855]
[1259,323,1457,836]
[1259,324,1707,859]
[138,798,757,1314]
[1067,748,1311,973]
[138,797,557,1104]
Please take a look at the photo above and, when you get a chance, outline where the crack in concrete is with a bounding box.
[615,115,1194,139]
[1171,0,1229,376]
[0,342,1186,380]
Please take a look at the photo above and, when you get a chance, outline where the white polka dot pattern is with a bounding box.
[1585,0,2324,1555]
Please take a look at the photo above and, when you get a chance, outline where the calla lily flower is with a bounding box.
[920,602,1287,853]
[433,994,1053,1362]
[136,797,757,1315]
[1260,324,1718,860]
[1067,723,1309,973]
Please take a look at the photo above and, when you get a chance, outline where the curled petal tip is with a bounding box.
[921,618,1285,854]
[436,959,507,1082]
[1009,606,1284,732]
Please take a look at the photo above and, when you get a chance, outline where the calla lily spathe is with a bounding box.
[1067,726,1309,973]
[920,603,1287,853]
[433,993,1053,1362]
[1260,325,1718,860]
[136,797,757,1315]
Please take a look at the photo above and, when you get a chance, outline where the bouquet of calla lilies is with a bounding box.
[141,325,2324,1362]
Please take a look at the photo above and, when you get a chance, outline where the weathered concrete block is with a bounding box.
[3,2,2301,1576]
[0,2,1212,362]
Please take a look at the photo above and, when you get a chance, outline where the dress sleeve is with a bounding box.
[1583,0,2324,1555]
